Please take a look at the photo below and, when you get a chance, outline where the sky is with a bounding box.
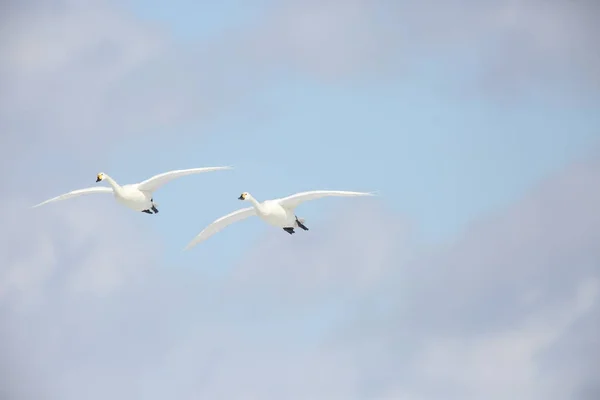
[1,0,599,399]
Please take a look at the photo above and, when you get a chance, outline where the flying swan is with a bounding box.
[185,190,375,249]
[32,166,232,214]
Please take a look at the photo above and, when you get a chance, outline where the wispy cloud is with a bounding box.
[2,0,597,167]
[237,0,600,93]
[2,151,599,399]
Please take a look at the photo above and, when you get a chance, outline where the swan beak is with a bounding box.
[95,177,101,182]
[238,194,244,200]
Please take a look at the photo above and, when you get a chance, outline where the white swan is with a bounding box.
[185,190,375,249]
[32,166,232,214]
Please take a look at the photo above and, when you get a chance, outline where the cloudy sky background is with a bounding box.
[1,0,599,399]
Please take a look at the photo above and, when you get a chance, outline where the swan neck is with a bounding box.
[247,196,262,210]
[104,175,122,192]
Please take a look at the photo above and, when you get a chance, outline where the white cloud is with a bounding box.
[405,278,599,400]
[0,0,172,310]
[2,154,600,399]
[0,1,165,148]
[0,198,159,309]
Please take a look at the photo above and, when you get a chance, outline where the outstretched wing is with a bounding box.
[185,207,256,250]
[136,166,233,192]
[277,190,375,210]
[32,187,113,208]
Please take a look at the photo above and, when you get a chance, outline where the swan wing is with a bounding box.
[185,207,256,250]
[32,187,113,208]
[136,166,233,192]
[277,190,375,209]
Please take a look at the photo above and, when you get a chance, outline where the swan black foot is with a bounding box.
[142,209,153,214]
[151,205,159,213]
[295,216,308,231]
[283,227,295,234]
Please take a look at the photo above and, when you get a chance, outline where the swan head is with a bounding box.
[238,192,249,201]
[96,172,105,182]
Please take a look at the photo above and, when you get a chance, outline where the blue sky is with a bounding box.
[106,1,599,270]
[129,0,270,39]
[3,1,600,398]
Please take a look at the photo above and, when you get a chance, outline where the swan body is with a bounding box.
[185,190,375,249]
[252,199,296,228]
[108,181,153,212]
[32,166,232,214]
